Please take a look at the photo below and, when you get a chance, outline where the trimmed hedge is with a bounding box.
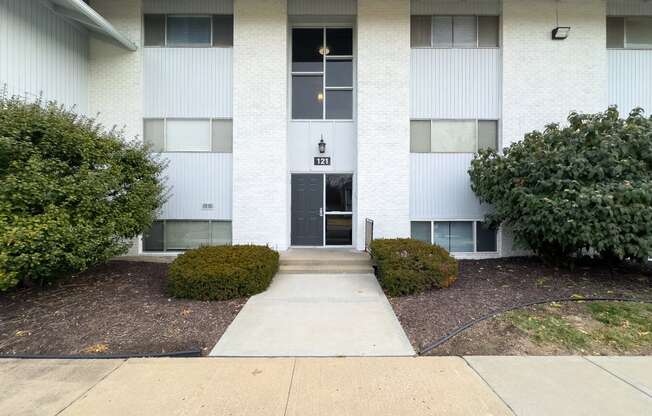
[369,239,458,297]
[167,245,279,301]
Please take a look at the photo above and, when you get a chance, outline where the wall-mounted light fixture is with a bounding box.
[318,136,326,154]
[552,26,571,40]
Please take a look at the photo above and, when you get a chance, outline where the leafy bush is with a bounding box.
[369,239,458,296]
[0,97,165,289]
[167,245,279,301]
[469,107,652,264]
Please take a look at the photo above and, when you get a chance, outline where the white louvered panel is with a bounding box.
[410,153,489,220]
[143,0,233,14]
[411,0,501,15]
[144,48,233,118]
[607,0,652,16]
[288,0,357,15]
[410,48,501,119]
[159,153,233,220]
[608,50,652,115]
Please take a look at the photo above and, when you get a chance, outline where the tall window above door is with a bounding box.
[291,28,354,120]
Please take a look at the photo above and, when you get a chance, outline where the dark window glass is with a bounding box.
[326,59,353,87]
[292,76,323,119]
[411,221,431,243]
[326,175,353,212]
[476,222,497,252]
[607,17,625,48]
[326,215,352,245]
[325,90,352,119]
[411,15,432,47]
[143,221,164,251]
[326,28,353,56]
[144,14,165,46]
[167,16,211,45]
[213,15,233,47]
[292,28,323,72]
[478,16,499,47]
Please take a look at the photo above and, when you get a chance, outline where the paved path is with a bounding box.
[210,273,415,356]
[2,356,651,416]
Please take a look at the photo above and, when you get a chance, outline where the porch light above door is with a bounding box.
[318,137,326,154]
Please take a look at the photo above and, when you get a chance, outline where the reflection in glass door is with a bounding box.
[325,174,353,245]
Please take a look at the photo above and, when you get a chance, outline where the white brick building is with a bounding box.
[2,0,651,257]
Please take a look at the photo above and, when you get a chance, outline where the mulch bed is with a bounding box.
[389,257,652,355]
[0,261,245,356]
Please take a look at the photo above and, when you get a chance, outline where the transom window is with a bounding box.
[411,221,497,253]
[410,120,499,153]
[411,15,499,48]
[291,27,354,120]
[143,118,232,153]
[144,14,233,47]
[607,17,652,49]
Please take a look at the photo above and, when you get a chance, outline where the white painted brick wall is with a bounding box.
[232,0,289,250]
[89,0,143,142]
[501,0,608,255]
[356,0,411,249]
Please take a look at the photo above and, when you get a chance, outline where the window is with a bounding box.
[143,14,234,47]
[607,17,652,49]
[325,174,353,246]
[291,27,354,120]
[410,221,497,253]
[143,118,233,153]
[411,120,499,153]
[143,220,232,252]
[411,15,500,48]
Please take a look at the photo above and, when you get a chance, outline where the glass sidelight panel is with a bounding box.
[326,175,353,212]
[292,28,324,72]
[292,75,324,119]
[326,215,353,245]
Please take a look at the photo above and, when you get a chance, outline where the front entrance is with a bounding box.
[291,174,353,246]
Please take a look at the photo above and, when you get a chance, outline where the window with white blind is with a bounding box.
[411,15,499,48]
[143,119,232,153]
[607,17,652,49]
[410,120,499,153]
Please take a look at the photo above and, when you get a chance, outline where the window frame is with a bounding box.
[143,13,233,48]
[142,220,232,253]
[410,14,501,49]
[410,220,499,254]
[410,119,500,154]
[607,16,652,50]
[143,117,233,153]
[290,24,356,121]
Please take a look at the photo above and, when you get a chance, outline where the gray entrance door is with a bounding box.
[291,174,323,246]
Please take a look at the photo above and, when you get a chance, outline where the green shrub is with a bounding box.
[369,239,458,296]
[167,245,279,301]
[469,107,652,265]
[0,96,165,290]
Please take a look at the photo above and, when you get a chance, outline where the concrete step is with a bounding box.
[279,258,372,267]
[278,264,374,274]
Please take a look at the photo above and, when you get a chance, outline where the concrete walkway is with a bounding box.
[2,356,651,416]
[210,272,415,356]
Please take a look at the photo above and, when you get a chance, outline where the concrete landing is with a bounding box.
[210,273,414,357]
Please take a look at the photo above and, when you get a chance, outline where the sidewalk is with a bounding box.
[2,356,651,416]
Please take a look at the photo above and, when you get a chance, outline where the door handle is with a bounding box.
[319,208,323,217]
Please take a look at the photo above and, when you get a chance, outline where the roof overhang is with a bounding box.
[43,0,137,51]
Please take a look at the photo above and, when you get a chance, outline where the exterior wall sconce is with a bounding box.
[318,136,326,154]
[552,26,571,40]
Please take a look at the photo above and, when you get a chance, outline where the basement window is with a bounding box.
[144,14,234,47]
[410,221,498,253]
[607,16,652,49]
[143,118,233,153]
[410,120,499,153]
[143,220,232,252]
[411,15,500,48]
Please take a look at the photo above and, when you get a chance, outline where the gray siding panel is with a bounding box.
[410,48,501,119]
[411,0,501,15]
[607,0,652,16]
[160,153,233,220]
[288,0,357,15]
[608,50,652,114]
[144,48,233,118]
[0,0,88,112]
[410,153,487,220]
[143,0,233,14]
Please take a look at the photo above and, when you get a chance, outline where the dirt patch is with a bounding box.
[430,301,652,356]
[0,261,245,356]
[389,257,652,354]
